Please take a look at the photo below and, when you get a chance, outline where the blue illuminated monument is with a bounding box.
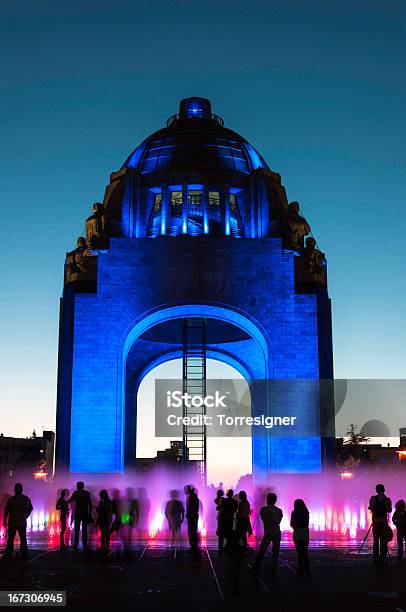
[56,97,334,478]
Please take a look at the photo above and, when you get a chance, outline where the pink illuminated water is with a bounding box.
[0,468,404,545]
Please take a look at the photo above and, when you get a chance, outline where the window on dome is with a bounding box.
[155,145,175,170]
[188,191,202,207]
[212,137,250,173]
[143,145,161,171]
[243,143,266,170]
[203,143,220,167]
[231,146,245,157]
[142,158,158,173]
[234,158,249,172]
[209,191,220,206]
[147,193,162,237]
[216,145,234,170]
[171,191,182,207]
[154,193,162,211]
[230,194,237,211]
[187,191,204,236]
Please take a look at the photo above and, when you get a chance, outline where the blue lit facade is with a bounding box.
[56,97,334,478]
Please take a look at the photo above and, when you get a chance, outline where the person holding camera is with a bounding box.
[368,483,392,565]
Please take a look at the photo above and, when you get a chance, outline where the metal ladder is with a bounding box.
[182,318,207,484]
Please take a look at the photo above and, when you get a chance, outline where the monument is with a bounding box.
[55,97,334,479]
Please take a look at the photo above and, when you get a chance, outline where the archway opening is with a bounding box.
[136,358,252,488]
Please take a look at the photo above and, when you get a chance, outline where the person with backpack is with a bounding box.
[392,499,406,561]
[368,483,392,565]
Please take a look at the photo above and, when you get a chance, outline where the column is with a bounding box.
[224,182,231,236]
[134,174,142,238]
[182,181,189,234]
[219,185,226,235]
[160,182,168,235]
[249,177,257,238]
[203,182,209,234]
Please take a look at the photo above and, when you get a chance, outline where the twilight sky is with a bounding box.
[0,1,405,454]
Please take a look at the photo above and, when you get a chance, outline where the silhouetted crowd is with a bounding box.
[2,481,406,575]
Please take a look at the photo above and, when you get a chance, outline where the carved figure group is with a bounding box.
[65,238,95,284]
[285,201,310,250]
[285,202,325,284]
[86,203,111,250]
[65,203,111,284]
[302,237,324,276]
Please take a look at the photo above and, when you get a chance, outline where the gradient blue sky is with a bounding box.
[1,1,405,437]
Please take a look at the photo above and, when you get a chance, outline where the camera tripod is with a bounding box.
[354,524,391,564]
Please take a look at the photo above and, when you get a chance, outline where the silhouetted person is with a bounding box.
[225,521,245,592]
[3,483,33,558]
[111,489,131,553]
[290,499,310,575]
[253,492,282,575]
[110,489,123,533]
[222,489,238,554]
[165,490,185,547]
[253,486,266,535]
[96,490,113,554]
[68,481,92,550]
[56,489,70,550]
[393,499,406,561]
[236,490,252,550]
[184,485,200,555]
[214,488,224,513]
[137,487,151,537]
[126,487,139,548]
[214,489,225,553]
[368,483,392,565]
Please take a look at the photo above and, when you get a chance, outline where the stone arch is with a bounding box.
[121,303,270,472]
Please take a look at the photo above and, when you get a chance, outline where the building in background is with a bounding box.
[336,427,406,473]
[56,97,334,480]
[136,441,193,474]
[0,431,55,480]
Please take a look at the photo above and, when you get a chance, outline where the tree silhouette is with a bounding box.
[336,424,370,466]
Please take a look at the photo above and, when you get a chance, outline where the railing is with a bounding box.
[167,113,224,127]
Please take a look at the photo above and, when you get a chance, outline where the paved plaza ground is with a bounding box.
[0,535,405,611]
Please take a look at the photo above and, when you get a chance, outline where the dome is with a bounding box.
[122,97,269,175]
[360,420,391,437]
[102,97,289,241]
